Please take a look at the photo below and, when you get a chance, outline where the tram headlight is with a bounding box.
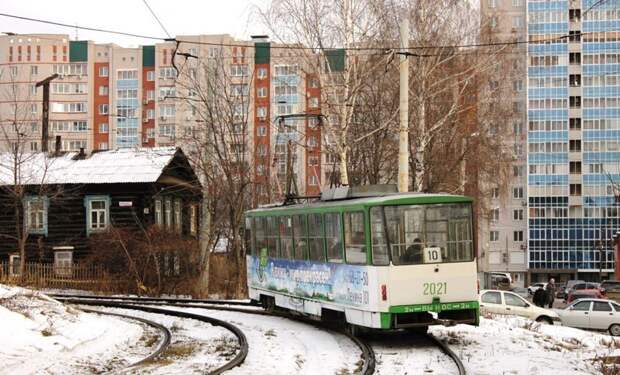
[381,284,387,301]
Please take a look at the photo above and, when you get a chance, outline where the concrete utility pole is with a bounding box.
[398,18,409,192]
[36,74,59,152]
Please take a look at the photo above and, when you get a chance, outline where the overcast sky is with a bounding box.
[1,0,271,46]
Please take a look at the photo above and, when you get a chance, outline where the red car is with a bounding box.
[566,285,606,303]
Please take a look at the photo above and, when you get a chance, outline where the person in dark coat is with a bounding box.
[545,278,556,308]
[533,287,546,307]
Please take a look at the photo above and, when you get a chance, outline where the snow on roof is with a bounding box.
[0,147,180,186]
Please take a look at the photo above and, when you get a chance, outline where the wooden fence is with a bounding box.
[0,262,118,290]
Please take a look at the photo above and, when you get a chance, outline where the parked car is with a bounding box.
[563,279,585,298]
[479,289,560,324]
[566,282,602,303]
[527,282,547,295]
[600,280,620,303]
[555,283,566,299]
[556,298,620,335]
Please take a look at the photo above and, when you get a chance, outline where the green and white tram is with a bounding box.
[244,187,479,331]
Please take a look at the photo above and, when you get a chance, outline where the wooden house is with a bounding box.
[0,147,201,274]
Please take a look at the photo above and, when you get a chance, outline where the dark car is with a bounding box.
[601,281,620,303]
[566,285,605,303]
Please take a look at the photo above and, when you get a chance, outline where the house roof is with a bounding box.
[0,147,187,186]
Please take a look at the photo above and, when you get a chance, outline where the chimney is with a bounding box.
[54,135,61,156]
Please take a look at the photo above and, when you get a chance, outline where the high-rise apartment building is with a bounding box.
[480,0,529,286]
[0,34,328,199]
[526,0,619,282]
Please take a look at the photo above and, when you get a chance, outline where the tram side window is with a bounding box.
[292,215,308,260]
[255,217,267,256]
[385,206,425,265]
[265,216,279,258]
[370,208,389,265]
[308,213,325,261]
[279,216,294,259]
[244,217,254,255]
[344,212,367,264]
[325,212,343,263]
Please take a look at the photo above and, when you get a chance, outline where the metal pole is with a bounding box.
[398,18,409,193]
[36,74,59,152]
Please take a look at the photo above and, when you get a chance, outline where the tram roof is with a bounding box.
[246,193,472,214]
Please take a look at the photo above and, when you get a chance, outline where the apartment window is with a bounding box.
[117,70,137,80]
[98,142,108,150]
[490,231,499,242]
[230,64,248,77]
[308,136,318,147]
[488,0,497,8]
[174,199,182,233]
[257,87,267,98]
[85,196,110,234]
[98,104,108,115]
[99,66,108,77]
[570,96,581,108]
[309,77,319,88]
[257,68,268,79]
[512,101,523,113]
[570,184,582,196]
[569,118,581,130]
[512,0,523,6]
[146,70,155,81]
[30,104,37,114]
[513,231,524,242]
[257,106,267,119]
[309,97,319,108]
[24,196,48,235]
[570,161,582,174]
[513,209,524,221]
[569,9,581,22]
[30,142,38,151]
[99,123,109,133]
[155,199,163,226]
[257,126,267,137]
[569,52,581,65]
[512,80,523,92]
[9,66,18,76]
[513,187,524,199]
[99,86,109,96]
[569,30,581,42]
[490,208,499,221]
[491,187,500,199]
[30,65,38,75]
[309,175,319,186]
[309,156,319,166]
[512,16,524,29]
[147,109,155,119]
[490,16,498,28]
[569,139,581,152]
[569,74,581,87]
[513,165,525,177]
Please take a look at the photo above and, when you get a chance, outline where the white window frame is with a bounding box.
[99,66,109,77]
[85,196,110,235]
[54,249,73,277]
[155,199,163,226]
[9,254,21,276]
[174,199,182,233]
[24,196,48,235]
[190,204,197,235]
[164,198,172,229]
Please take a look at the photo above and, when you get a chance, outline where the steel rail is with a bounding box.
[79,307,172,368]
[58,295,375,375]
[49,293,255,307]
[58,298,249,375]
[427,332,466,375]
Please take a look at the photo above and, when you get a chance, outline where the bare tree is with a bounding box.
[0,66,62,277]
[171,42,255,297]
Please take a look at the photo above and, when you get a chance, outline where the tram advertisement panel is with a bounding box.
[247,255,374,308]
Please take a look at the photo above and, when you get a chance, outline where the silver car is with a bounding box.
[556,298,620,336]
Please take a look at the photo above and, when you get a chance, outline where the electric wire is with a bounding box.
[141,0,172,39]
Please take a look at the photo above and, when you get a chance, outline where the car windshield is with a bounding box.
[370,203,473,265]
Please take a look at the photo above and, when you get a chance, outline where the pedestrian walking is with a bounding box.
[545,278,556,308]
[533,287,546,307]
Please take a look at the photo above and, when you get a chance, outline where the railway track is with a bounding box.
[56,297,249,374]
[55,295,375,375]
[427,332,466,375]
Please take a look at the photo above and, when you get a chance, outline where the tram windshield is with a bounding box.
[370,203,473,265]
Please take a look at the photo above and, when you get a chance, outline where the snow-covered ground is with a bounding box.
[431,315,620,375]
[0,285,154,374]
[3,285,620,375]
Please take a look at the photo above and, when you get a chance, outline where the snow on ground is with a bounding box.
[431,315,620,375]
[370,330,458,374]
[96,306,238,374]
[0,284,155,374]
[171,306,363,375]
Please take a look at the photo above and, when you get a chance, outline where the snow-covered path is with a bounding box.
[0,286,151,374]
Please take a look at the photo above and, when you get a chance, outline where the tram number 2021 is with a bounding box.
[423,282,447,296]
